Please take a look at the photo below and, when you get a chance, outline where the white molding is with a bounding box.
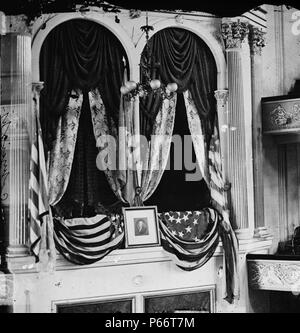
[1,237,272,312]
[135,18,227,90]
[31,12,139,82]
[3,238,273,274]
[31,12,227,90]
[51,284,215,313]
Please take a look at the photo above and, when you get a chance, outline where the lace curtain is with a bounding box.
[90,89,137,205]
[48,88,139,210]
[140,94,177,202]
[48,91,83,206]
[183,90,209,183]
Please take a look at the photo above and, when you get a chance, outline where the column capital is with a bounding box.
[221,20,249,50]
[32,81,44,95]
[248,26,266,56]
[214,89,229,107]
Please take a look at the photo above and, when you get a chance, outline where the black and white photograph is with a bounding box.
[1,0,300,318]
[123,206,160,248]
[134,218,149,236]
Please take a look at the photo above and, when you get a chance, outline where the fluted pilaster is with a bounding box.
[221,20,255,238]
[1,33,32,257]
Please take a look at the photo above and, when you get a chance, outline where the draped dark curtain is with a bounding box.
[142,28,217,210]
[140,28,217,142]
[40,19,129,151]
[40,19,129,217]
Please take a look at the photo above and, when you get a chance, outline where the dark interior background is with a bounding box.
[145,93,211,212]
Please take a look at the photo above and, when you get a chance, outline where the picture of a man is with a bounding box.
[134,218,149,236]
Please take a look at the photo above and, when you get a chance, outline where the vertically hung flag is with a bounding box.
[28,102,56,270]
[208,117,240,303]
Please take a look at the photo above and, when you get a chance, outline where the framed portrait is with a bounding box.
[122,206,160,248]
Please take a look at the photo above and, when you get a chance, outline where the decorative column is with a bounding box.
[1,33,32,257]
[248,26,266,232]
[221,20,255,239]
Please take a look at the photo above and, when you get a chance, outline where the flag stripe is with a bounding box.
[29,103,56,263]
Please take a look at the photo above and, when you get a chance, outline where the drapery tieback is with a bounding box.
[133,186,144,206]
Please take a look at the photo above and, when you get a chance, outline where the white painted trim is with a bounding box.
[31,12,139,82]
[51,284,215,313]
[4,238,273,274]
[134,18,227,90]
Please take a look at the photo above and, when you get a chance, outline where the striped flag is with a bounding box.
[208,117,240,303]
[53,214,124,265]
[28,109,55,267]
[159,208,221,271]
[208,119,228,212]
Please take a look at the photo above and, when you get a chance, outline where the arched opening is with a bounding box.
[39,19,130,218]
[135,21,226,90]
[139,27,218,212]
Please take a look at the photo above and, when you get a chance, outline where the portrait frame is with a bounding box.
[122,206,160,249]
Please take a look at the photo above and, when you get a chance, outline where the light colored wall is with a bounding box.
[262,5,300,252]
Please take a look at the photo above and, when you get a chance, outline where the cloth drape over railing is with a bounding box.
[53,214,124,265]
[159,208,220,270]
